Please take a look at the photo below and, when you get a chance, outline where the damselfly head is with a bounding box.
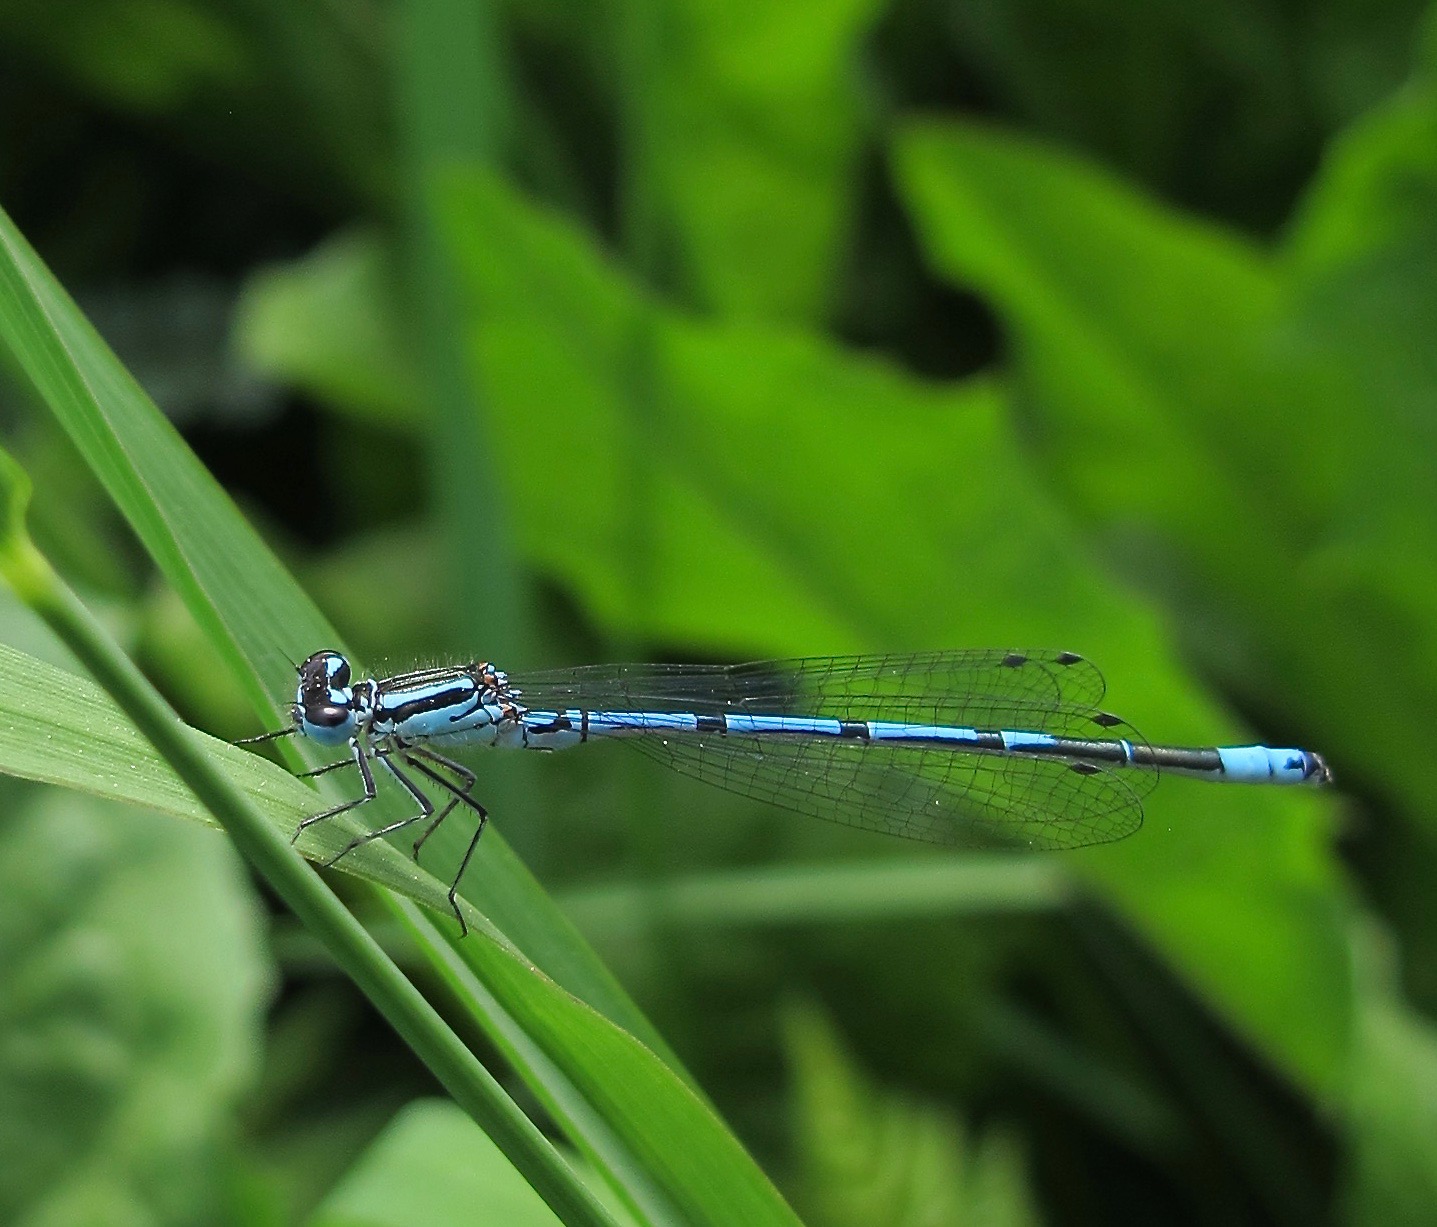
[295,650,367,745]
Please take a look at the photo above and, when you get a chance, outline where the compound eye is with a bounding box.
[298,650,352,709]
[309,703,352,729]
[324,654,351,688]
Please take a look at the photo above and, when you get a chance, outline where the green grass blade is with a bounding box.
[0,452,619,1227]
[0,203,806,1226]
[395,0,525,652]
[0,630,793,1225]
[0,193,646,1048]
[309,1100,578,1227]
[558,858,1071,936]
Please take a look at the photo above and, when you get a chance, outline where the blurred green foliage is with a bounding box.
[308,1099,566,1226]
[2,0,1436,1223]
[785,999,1041,1226]
[0,790,269,1225]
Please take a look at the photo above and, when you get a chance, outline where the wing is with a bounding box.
[512,649,1110,728]
[511,650,1154,847]
[625,730,1144,849]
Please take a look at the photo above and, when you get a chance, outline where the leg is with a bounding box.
[236,726,295,746]
[400,754,489,936]
[292,740,375,843]
[405,747,477,859]
[406,744,477,790]
[317,793,459,869]
[299,758,354,780]
[317,752,456,867]
[364,742,477,859]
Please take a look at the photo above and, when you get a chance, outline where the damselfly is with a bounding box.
[242,649,1331,934]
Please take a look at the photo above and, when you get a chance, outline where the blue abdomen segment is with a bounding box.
[518,709,699,750]
[1215,745,1329,784]
[726,714,842,736]
[514,707,1329,787]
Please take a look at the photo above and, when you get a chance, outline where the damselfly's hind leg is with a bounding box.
[402,747,479,859]
[398,748,489,936]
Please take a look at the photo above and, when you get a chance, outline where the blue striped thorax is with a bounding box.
[369,664,516,745]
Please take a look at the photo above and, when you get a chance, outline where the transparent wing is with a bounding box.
[511,650,1155,846]
[626,730,1144,849]
[512,649,1110,729]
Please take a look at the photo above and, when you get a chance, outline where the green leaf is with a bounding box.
[0,791,269,1227]
[1286,65,1437,278]
[785,1000,1040,1227]
[432,167,1348,1098]
[309,1100,575,1227]
[234,232,420,429]
[618,0,883,321]
[894,119,1345,545]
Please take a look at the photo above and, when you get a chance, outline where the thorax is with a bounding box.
[368,664,522,746]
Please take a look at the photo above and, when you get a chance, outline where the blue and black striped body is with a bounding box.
[516,704,1326,785]
[263,648,1331,932]
[323,652,1326,785]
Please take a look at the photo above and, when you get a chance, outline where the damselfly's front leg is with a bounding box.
[291,739,376,843]
[314,743,461,875]
[298,758,354,780]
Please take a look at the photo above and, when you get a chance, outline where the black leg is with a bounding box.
[317,791,458,869]
[373,742,473,861]
[448,823,487,937]
[400,754,488,936]
[236,725,295,746]
[292,740,375,843]
[406,745,477,789]
[411,809,447,860]
[403,747,479,861]
[404,748,482,860]
[299,758,354,779]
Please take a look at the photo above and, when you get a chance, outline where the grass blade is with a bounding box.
[0,450,619,1227]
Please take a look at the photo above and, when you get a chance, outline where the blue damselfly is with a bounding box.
[242,649,1331,933]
